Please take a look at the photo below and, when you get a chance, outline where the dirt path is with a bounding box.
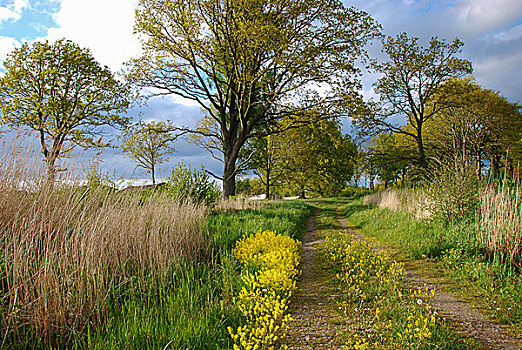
[335,209,522,350]
[285,210,347,349]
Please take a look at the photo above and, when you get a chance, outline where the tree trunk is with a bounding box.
[265,167,270,200]
[45,155,57,184]
[43,144,60,185]
[416,126,429,173]
[491,155,500,179]
[221,101,241,199]
[39,129,58,185]
[223,170,236,199]
[223,151,237,199]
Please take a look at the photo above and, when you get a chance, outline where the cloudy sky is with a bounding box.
[1,0,521,182]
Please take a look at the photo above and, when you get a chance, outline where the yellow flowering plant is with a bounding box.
[228,229,301,350]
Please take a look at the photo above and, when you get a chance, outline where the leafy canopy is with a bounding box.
[0,39,132,179]
[279,116,357,197]
[121,121,176,184]
[127,0,380,197]
[424,77,522,176]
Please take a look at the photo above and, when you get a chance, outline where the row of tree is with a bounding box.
[1,0,520,197]
[357,76,522,188]
[241,117,357,198]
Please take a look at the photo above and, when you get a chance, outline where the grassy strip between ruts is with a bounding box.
[343,198,522,337]
[9,200,311,350]
[306,198,482,349]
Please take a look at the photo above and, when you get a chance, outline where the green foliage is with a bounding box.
[84,160,116,191]
[235,177,264,197]
[241,129,288,199]
[121,121,176,185]
[340,186,373,198]
[166,161,221,204]
[424,77,522,178]
[279,117,358,197]
[356,33,472,174]
[128,0,380,197]
[0,39,132,180]
[366,133,410,188]
[428,162,480,224]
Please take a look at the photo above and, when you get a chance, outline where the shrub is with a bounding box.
[166,161,221,204]
[340,186,373,198]
[428,162,480,224]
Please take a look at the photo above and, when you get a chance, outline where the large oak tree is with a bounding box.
[127,0,380,198]
[0,39,132,181]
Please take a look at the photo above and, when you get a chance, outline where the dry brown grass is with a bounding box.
[0,141,209,345]
[364,188,432,219]
[480,184,522,267]
[213,195,262,212]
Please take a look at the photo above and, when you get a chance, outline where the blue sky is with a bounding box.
[1,0,522,183]
[0,0,59,41]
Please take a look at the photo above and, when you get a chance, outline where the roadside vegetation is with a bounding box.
[0,0,521,348]
[228,229,301,349]
[348,186,522,335]
[0,146,311,349]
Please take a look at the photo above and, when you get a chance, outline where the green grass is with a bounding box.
[208,200,313,250]
[343,198,480,260]
[343,199,522,334]
[77,261,238,350]
[61,200,313,350]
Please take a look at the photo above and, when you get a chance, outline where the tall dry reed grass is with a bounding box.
[0,139,209,345]
[213,195,262,212]
[480,184,522,267]
[364,188,431,219]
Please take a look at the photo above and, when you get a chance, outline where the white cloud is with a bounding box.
[46,0,142,71]
[493,24,522,42]
[0,36,20,61]
[0,6,20,22]
[449,0,522,36]
[0,0,30,22]
[168,95,202,108]
[11,0,30,14]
